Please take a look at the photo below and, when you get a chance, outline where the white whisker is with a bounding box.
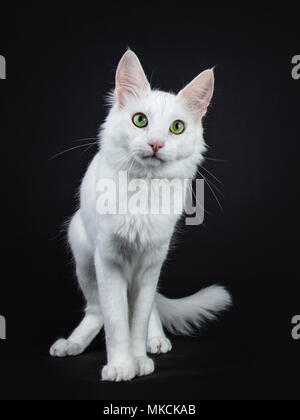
[198,169,224,212]
[49,142,98,160]
[201,166,224,186]
[73,137,98,143]
[204,157,227,163]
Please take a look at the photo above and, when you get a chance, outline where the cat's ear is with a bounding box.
[115,50,150,107]
[178,69,214,118]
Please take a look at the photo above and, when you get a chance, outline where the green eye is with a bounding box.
[132,113,148,128]
[170,120,185,135]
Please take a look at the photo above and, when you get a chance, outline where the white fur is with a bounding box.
[156,286,232,335]
[50,50,231,382]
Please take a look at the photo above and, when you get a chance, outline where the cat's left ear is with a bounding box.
[178,69,214,118]
[115,50,151,107]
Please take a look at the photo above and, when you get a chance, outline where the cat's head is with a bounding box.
[102,50,214,177]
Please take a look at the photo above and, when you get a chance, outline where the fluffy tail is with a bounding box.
[156,285,232,335]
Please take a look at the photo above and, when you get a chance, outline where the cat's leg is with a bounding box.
[147,305,172,354]
[95,249,135,382]
[130,248,168,377]
[50,211,103,357]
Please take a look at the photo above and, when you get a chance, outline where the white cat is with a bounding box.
[50,50,232,382]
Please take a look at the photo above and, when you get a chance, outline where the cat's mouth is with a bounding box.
[143,155,165,163]
[133,152,166,168]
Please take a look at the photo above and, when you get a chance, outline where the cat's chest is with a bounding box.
[113,213,172,250]
[96,172,183,249]
[112,180,182,248]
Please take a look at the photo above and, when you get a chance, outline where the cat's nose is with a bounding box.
[149,140,164,154]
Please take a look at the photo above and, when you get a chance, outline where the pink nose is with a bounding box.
[149,141,164,154]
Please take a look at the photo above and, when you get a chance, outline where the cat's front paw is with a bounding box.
[102,359,135,382]
[50,338,84,357]
[134,356,155,377]
[147,336,172,354]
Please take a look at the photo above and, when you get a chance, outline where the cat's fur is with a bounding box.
[50,50,232,382]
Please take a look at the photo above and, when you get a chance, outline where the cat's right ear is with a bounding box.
[115,50,151,107]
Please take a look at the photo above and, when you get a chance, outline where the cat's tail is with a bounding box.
[155,285,232,335]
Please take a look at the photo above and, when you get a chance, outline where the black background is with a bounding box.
[0,4,299,400]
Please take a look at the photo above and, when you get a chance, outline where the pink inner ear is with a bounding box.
[115,50,150,106]
[178,70,214,117]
